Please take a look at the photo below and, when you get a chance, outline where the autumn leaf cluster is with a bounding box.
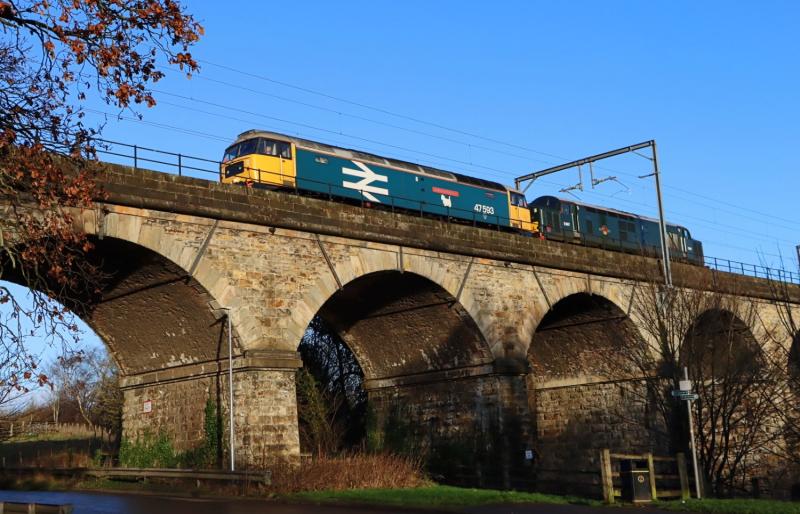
[0,0,202,404]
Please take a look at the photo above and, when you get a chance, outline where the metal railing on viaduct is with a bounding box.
[88,138,799,286]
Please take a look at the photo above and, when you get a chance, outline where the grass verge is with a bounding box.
[290,484,599,508]
[655,499,800,514]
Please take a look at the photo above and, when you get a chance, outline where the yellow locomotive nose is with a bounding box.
[220,136,296,188]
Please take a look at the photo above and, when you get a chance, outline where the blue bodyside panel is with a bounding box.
[574,208,639,251]
[639,218,662,250]
[295,149,511,226]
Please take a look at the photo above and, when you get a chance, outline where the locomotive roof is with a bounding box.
[233,129,515,194]
[531,195,691,234]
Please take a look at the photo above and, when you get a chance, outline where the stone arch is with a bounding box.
[307,270,494,381]
[0,230,250,463]
[95,235,241,374]
[1,233,237,376]
[296,267,507,483]
[682,308,762,378]
[2,207,266,462]
[523,271,641,357]
[526,291,658,493]
[528,292,642,385]
[528,271,589,331]
[287,244,491,359]
[72,208,255,354]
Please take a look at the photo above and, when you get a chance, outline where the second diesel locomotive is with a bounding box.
[220,130,704,266]
[529,195,703,265]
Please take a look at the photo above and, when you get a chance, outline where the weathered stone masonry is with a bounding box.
[5,163,799,481]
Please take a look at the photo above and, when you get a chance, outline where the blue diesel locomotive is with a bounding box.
[220,130,704,266]
[529,195,703,264]
[221,130,535,232]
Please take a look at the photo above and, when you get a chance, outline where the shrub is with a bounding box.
[181,399,220,469]
[270,453,426,493]
[118,431,179,468]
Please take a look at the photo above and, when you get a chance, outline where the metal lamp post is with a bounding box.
[222,308,235,471]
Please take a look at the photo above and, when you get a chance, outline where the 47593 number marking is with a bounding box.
[474,204,495,215]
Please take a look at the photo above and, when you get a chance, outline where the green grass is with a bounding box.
[656,498,800,514]
[290,484,600,508]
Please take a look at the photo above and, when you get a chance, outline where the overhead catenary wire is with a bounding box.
[198,59,567,162]
[182,72,550,166]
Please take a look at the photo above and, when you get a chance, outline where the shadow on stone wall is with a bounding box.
[531,380,668,497]
[367,375,536,490]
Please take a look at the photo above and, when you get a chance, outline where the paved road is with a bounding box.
[0,490,681,514]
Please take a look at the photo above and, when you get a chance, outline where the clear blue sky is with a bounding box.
[4,1,800,380]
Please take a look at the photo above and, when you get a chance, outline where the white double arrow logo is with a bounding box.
[342,161,389,202]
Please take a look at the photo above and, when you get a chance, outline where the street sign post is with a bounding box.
[672,367,702,499]
[670,390,699,401]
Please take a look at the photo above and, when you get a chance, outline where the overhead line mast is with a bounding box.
[515,140,673,288]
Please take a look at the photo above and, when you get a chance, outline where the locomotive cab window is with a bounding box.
[510,192,527,207]
[259,139,292,159]
[238,139,258,157]
[223,138,291,161]
[222,144,241,162]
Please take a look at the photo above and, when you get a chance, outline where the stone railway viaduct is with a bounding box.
[4,164,800,489]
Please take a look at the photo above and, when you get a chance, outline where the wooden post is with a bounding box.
[676,452,690,500]
[645,452,658,500]
[600,449,614,504]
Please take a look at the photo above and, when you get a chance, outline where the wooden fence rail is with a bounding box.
[600,449,691,504]
[0,422,97,441]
